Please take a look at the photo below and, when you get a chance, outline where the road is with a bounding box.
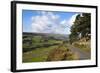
[67,45,91,60]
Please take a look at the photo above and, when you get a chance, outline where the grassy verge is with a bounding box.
[46,44,79,61]
[73,41,91,53]
[23,43,79,63]
[22,45,58,63]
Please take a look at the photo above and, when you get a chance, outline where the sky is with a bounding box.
[22,10,79,34]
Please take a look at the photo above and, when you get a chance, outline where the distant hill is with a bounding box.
[23,32,69,40]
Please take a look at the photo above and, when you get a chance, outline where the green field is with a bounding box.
[22,33,79,63]
[22,33,90,63]
[22,33,66,63]
[23,45,58,62]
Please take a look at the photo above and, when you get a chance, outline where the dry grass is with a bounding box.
[46,45,79,61]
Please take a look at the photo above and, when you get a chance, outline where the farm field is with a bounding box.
[22,32,91,63]
[22,32,68,62]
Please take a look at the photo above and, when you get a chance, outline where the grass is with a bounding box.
[73,41,91,53]
[46,44,79,61]
[23,36,63,52]
[23,43,79,63]
[22,35,80,63]
[23,35,64,62]
[23,45,58,63]
[65,52,79,60]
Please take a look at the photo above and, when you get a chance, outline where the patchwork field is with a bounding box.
[22,32,91,63]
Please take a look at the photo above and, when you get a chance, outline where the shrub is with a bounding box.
[46,46,79,61]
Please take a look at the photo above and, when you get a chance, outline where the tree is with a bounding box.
[69,13,91,43]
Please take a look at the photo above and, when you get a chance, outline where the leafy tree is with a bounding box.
[69,13,91,43]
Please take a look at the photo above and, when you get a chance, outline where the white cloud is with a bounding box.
[69,14,79,25]
[31,11,78,34]
[31,11,60,33]
[60,20,67,24]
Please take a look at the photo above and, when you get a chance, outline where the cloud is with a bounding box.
[31,11,60,33]
[31,11,78,34]
[68,14,79,25]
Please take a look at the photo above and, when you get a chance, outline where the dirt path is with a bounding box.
[67,45,91,60]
